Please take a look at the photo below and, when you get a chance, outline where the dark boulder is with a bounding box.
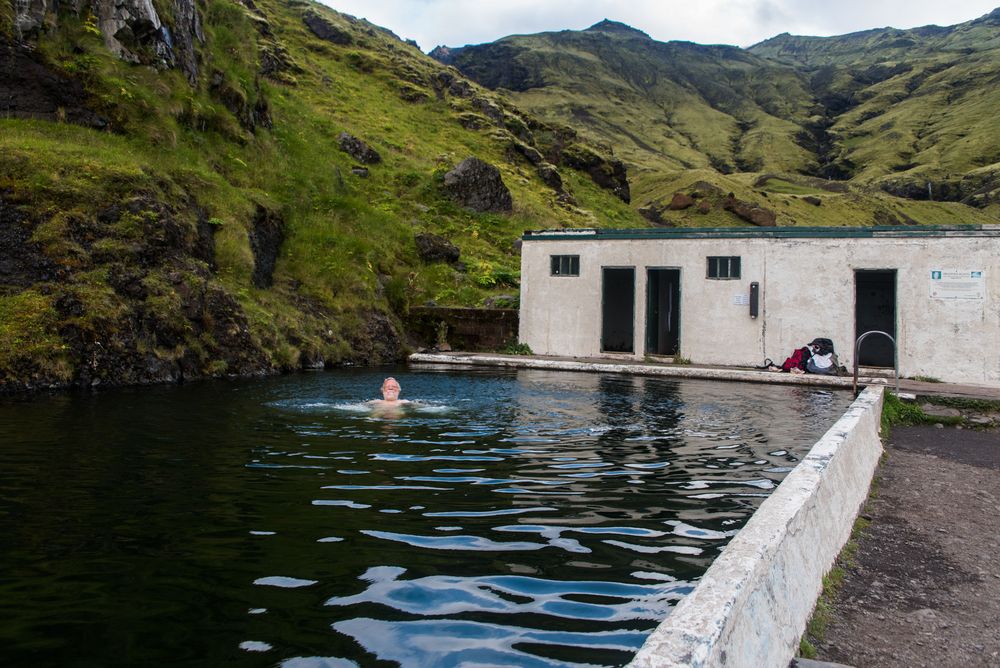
[415,233,460,264]
[260,43,302,82]
[303,12,353,45]
[511,141,544,165]
[398,84,430,103]
[0,37,108,129]
[802,196,822,206]
[457,113,489,130]
[345,310,404,364]
[0,198,60,286]
[249,206,285,288]
[668,192,695,210]
[536,163,563,191]
[561,144,630,203]
[722,196,777,226]
[443,157,513,213]
[471,96,504,125]
[638,204,670,226]
[338,132,381,164]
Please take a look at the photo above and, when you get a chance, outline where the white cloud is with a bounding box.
[318,0,1000,51]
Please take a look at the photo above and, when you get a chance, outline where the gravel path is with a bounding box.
[813,424,1000,667]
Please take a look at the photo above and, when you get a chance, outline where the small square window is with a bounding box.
[551,255,580,276]
[707,256,741,280]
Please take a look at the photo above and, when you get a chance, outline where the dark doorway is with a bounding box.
[601,267,635,353]
[646,268,681,355]
[855,270,896,366]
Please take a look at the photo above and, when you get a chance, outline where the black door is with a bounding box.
[855,270,896,366]
[646,269,680,355]
[601,267,634,353]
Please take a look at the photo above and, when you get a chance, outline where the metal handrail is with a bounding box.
[853,330,898,395]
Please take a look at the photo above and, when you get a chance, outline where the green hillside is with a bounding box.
[0,0,642,390]
[436,14,1000,223]
[5,2,1000,392]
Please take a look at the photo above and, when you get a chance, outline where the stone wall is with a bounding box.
[407,307,518,351]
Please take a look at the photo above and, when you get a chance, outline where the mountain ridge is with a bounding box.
[431,9,1000,219]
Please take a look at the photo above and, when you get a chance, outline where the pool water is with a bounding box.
[0,366,852,667]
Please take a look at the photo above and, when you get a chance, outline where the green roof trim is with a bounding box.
[523,225,1000,241]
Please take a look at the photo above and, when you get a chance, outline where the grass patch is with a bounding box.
[880,391,931,434]
[757,177,827,195]
[498,341,533,355]
[920,396,1000,413]
[799,485,877,658]
[0,291,72,382]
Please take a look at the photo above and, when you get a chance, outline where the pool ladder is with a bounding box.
[853,330,899,396]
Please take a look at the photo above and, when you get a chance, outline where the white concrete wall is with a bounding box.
[627,385,885,668]
[519,233,1000,385]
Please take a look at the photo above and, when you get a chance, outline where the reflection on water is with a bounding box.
[0,366,851,667]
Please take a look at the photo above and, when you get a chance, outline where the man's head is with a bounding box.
[381,377,401,401]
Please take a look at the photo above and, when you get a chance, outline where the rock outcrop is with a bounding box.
[338,132,382,164]
[210,70,272,133]
[722,195,777,226]
[415,233,460,264]
[249,206,284,288]
[0,36,108,128]
[560,144,630,203]
[668,192,694,210]
[303,11,353,45]
[13,0,204,84]
[443,157,513,212]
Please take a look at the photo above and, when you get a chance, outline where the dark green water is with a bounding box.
[0,366,852,667]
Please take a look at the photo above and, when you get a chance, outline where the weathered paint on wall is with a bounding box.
[519,229,1000,386]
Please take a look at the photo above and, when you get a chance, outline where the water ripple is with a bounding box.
[333,617,652,667]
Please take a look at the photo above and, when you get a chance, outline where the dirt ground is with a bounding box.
[813,422,1000,667]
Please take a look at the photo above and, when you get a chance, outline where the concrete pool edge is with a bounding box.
[628,385,886,668]
[406,353,889,389]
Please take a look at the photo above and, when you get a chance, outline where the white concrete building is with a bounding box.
[518,226,1000,386]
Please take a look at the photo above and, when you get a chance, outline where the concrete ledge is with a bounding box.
[628,386,885,668]
[408,352,890,389]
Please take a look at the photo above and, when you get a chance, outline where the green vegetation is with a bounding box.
[921,396,1000,414]
[446,15,1000,221]
[499,341,533,355]
[880,392,929,433]
[1,0,645,387]
[6,3,1000,388]
[799,511,872,658]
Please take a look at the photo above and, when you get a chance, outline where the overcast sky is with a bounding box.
[317,0,1000,51]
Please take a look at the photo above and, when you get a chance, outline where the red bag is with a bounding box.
[781,347,811,372]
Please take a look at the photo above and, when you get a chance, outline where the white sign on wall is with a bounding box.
[929,269,984,300]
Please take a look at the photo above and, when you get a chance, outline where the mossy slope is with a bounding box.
[0,0,643,390]
[439,14,1000,224]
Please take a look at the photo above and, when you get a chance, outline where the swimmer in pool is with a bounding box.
[369,377,410,415]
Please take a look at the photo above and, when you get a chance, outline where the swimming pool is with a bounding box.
[0,366,852,666]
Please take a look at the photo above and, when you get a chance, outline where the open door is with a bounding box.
[855,270,896,366]
[601,267,634,353]
[646,268,680,355]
